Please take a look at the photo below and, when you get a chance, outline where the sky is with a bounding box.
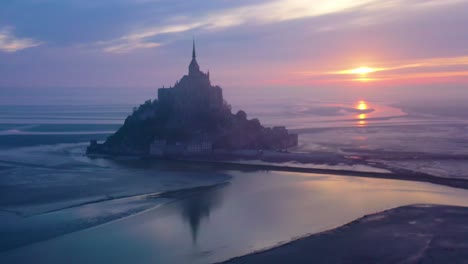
[1,0,468,100]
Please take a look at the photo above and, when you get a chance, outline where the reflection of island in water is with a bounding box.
[178,183,226,243]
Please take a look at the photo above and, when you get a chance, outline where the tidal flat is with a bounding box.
[2,95,468,263]
[222,204,468,264]
[2,168,468,264]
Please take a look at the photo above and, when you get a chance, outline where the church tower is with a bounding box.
[188,39,200,76]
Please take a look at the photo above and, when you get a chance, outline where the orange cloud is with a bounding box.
[295,55,468,84]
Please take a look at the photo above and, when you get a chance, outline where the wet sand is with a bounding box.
[92,148,468,190]
[158,157,468,190]
[3,170,468,264]
[222,204,468,264]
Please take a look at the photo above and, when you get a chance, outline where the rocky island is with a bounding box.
[87,41,298,156]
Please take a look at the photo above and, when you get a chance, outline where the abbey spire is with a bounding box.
[189,39,200,76]
[192,39,196,59]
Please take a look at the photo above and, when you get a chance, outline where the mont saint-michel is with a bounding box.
[5,2,468,264]
[87,41,298,156]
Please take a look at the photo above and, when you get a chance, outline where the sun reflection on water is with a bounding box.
[356,100,368,127]
[357,100,368,110]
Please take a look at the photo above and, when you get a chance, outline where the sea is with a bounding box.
[1,86,468,263]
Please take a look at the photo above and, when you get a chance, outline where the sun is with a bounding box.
[328,66,383,82]
[350,67,376,75]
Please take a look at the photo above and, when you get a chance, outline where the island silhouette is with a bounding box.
[87,41,298,156]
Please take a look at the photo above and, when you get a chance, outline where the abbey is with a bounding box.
[158,41,223,115]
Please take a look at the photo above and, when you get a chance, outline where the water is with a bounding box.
[1,171,468,264]
[1,87,468,263]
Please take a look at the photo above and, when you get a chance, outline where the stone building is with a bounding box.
[157,40,223,116]
[186,136,213,153]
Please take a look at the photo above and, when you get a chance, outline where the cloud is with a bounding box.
[102,41,161,54]
[0,27,43,53]
[96,21,206,53]
[331,56,468,74]
[295,55,468,83]
[99,0,376,53]
[98,0,466,54]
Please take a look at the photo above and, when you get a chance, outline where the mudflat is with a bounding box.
[222,204,468,264]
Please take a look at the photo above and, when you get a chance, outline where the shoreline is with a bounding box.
[220,204,468,264]
[88,153,468,190]
[169,158,468,190]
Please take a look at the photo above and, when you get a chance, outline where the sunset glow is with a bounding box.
[332,66,382,76]
[356,101,368,126]
[358,120,366,126]
[350,67,376,75]
[1,1,468,89]
[357,101,368,110]
[2,1,468,263]
[292,55,468,86]
[357,113,367,126]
